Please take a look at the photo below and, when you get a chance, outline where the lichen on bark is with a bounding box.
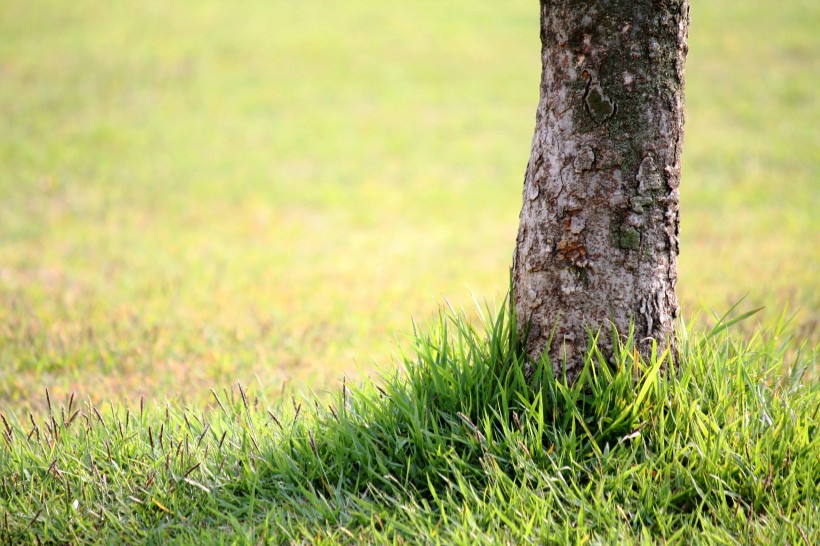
[512,0,690,382]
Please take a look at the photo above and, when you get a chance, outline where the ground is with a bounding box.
[0,0,817,410]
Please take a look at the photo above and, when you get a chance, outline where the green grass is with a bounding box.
[0,2,818,541]
[0,0,818,408]
[1,304,818,544]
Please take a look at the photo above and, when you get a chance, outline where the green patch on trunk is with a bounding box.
[619,226,641,250]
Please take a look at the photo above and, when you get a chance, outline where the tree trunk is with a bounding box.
[512,0,690,381]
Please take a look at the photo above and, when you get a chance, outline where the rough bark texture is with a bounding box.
[512,0,690,381]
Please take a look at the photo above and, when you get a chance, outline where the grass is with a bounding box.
[1,303,818,544]
[0,1,818,542]
[0,0,818,408]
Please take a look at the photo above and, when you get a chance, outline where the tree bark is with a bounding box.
[512,0,690,381]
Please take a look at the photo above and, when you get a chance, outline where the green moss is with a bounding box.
[630,194,655,213]
[619,226,641,250]
[585,86,616,124]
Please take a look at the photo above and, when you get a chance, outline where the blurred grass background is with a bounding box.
[0,0,817,411]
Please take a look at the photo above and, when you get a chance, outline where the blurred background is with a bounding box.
[1,0,817,411]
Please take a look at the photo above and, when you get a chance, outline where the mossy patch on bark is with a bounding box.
[618,226,641,250]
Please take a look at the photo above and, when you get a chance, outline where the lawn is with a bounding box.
[0,1,818,543]
[0,0,817,408]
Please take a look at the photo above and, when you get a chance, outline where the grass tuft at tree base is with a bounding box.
[1,301,818,544]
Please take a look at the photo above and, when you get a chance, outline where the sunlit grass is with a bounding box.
[0,0,817,409]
